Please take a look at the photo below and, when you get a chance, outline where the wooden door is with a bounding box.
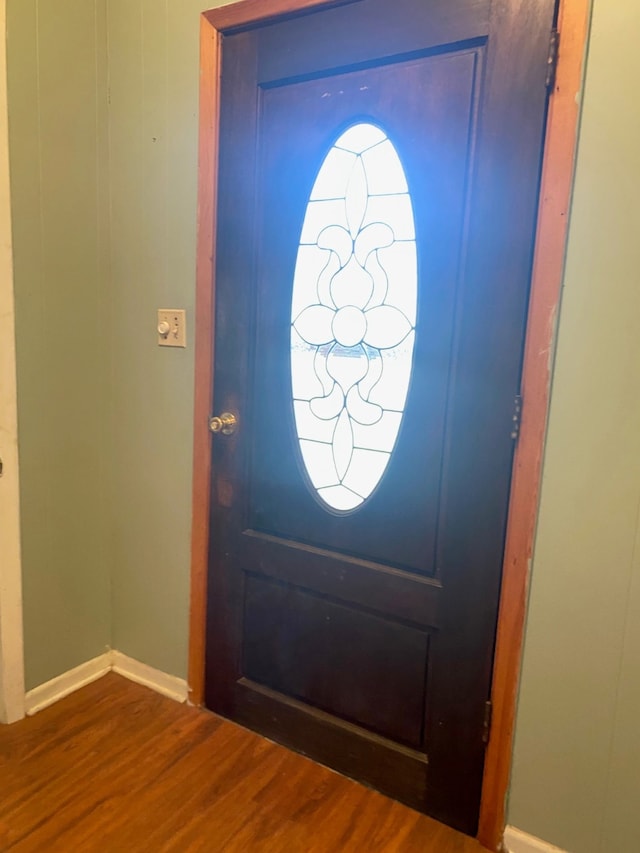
[205,0,555,835]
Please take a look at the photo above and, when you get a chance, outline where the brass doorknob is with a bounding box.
[209,412,237,435]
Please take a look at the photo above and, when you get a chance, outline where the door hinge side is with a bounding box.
[511,394,523,441]
[546,28,560,92]
[482,700,493,745]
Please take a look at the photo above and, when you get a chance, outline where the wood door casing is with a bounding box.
[205,0,556,836]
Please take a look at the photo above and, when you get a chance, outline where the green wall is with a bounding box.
[7,0,233,688]
[508,3,640,852]
[7,0,111,691]
[106,0,232,677]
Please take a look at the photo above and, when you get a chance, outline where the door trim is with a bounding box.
[476,0,590,847]
[0,0,26,726]
[188,1,590,848]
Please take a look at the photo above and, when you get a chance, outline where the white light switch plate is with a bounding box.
[157,309,186,348]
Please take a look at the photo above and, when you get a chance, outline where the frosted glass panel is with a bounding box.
[378,243,419,325]
[316,485,363,511]
[363,195,416,240]
[300,200,348,244]
[291,330,324,401]
[293,402,338,443]
[291,246,335,319]
[299,440,339,489]
[361,141,409,194]
[310,148,357,200]
[368,332,416,412]
[291,123,418,512]
[335,123,386,154]
[343,449,390,497]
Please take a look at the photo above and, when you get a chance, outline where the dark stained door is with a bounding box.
[206,0,556,835]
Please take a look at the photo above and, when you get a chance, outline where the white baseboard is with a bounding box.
[504,826,569,853]
[25,652,112,716]
[24,650,188,716]
[110,651,188,703]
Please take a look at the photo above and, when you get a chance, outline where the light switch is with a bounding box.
[157,309,186,348]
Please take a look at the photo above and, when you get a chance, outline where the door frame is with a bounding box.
[187,0,591,848]
[0,0,26,727]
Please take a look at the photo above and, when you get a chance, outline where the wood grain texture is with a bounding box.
[0,674,488,852]
[188,15,221,708]
[477,1,591,849]
[204,0,359,31]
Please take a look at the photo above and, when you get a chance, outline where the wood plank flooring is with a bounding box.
[0,674,488,852]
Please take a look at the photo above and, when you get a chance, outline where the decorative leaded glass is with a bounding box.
[291,123,417,512]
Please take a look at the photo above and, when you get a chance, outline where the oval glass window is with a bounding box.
[291,123,417,512]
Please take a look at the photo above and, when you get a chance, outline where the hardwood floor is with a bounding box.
[0,674,488,852]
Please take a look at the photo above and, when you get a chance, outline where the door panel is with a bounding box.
[252,51,480,574]
[256,0,491,83]
[243,574,430,747]
[206,0,555,835]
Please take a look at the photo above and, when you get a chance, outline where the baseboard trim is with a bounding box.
[25,653,112,716]
[111,651,188,703]
[24,651,189,716]
[504,827,569,853]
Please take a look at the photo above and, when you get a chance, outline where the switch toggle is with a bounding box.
[157,309,186,348]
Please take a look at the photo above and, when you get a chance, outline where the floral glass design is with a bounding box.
[291,123,418,512]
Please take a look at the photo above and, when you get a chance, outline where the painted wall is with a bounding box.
[508,3,640,852]
[6,0,234,689]
[106,0,232,678]
[6,0,111,690]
